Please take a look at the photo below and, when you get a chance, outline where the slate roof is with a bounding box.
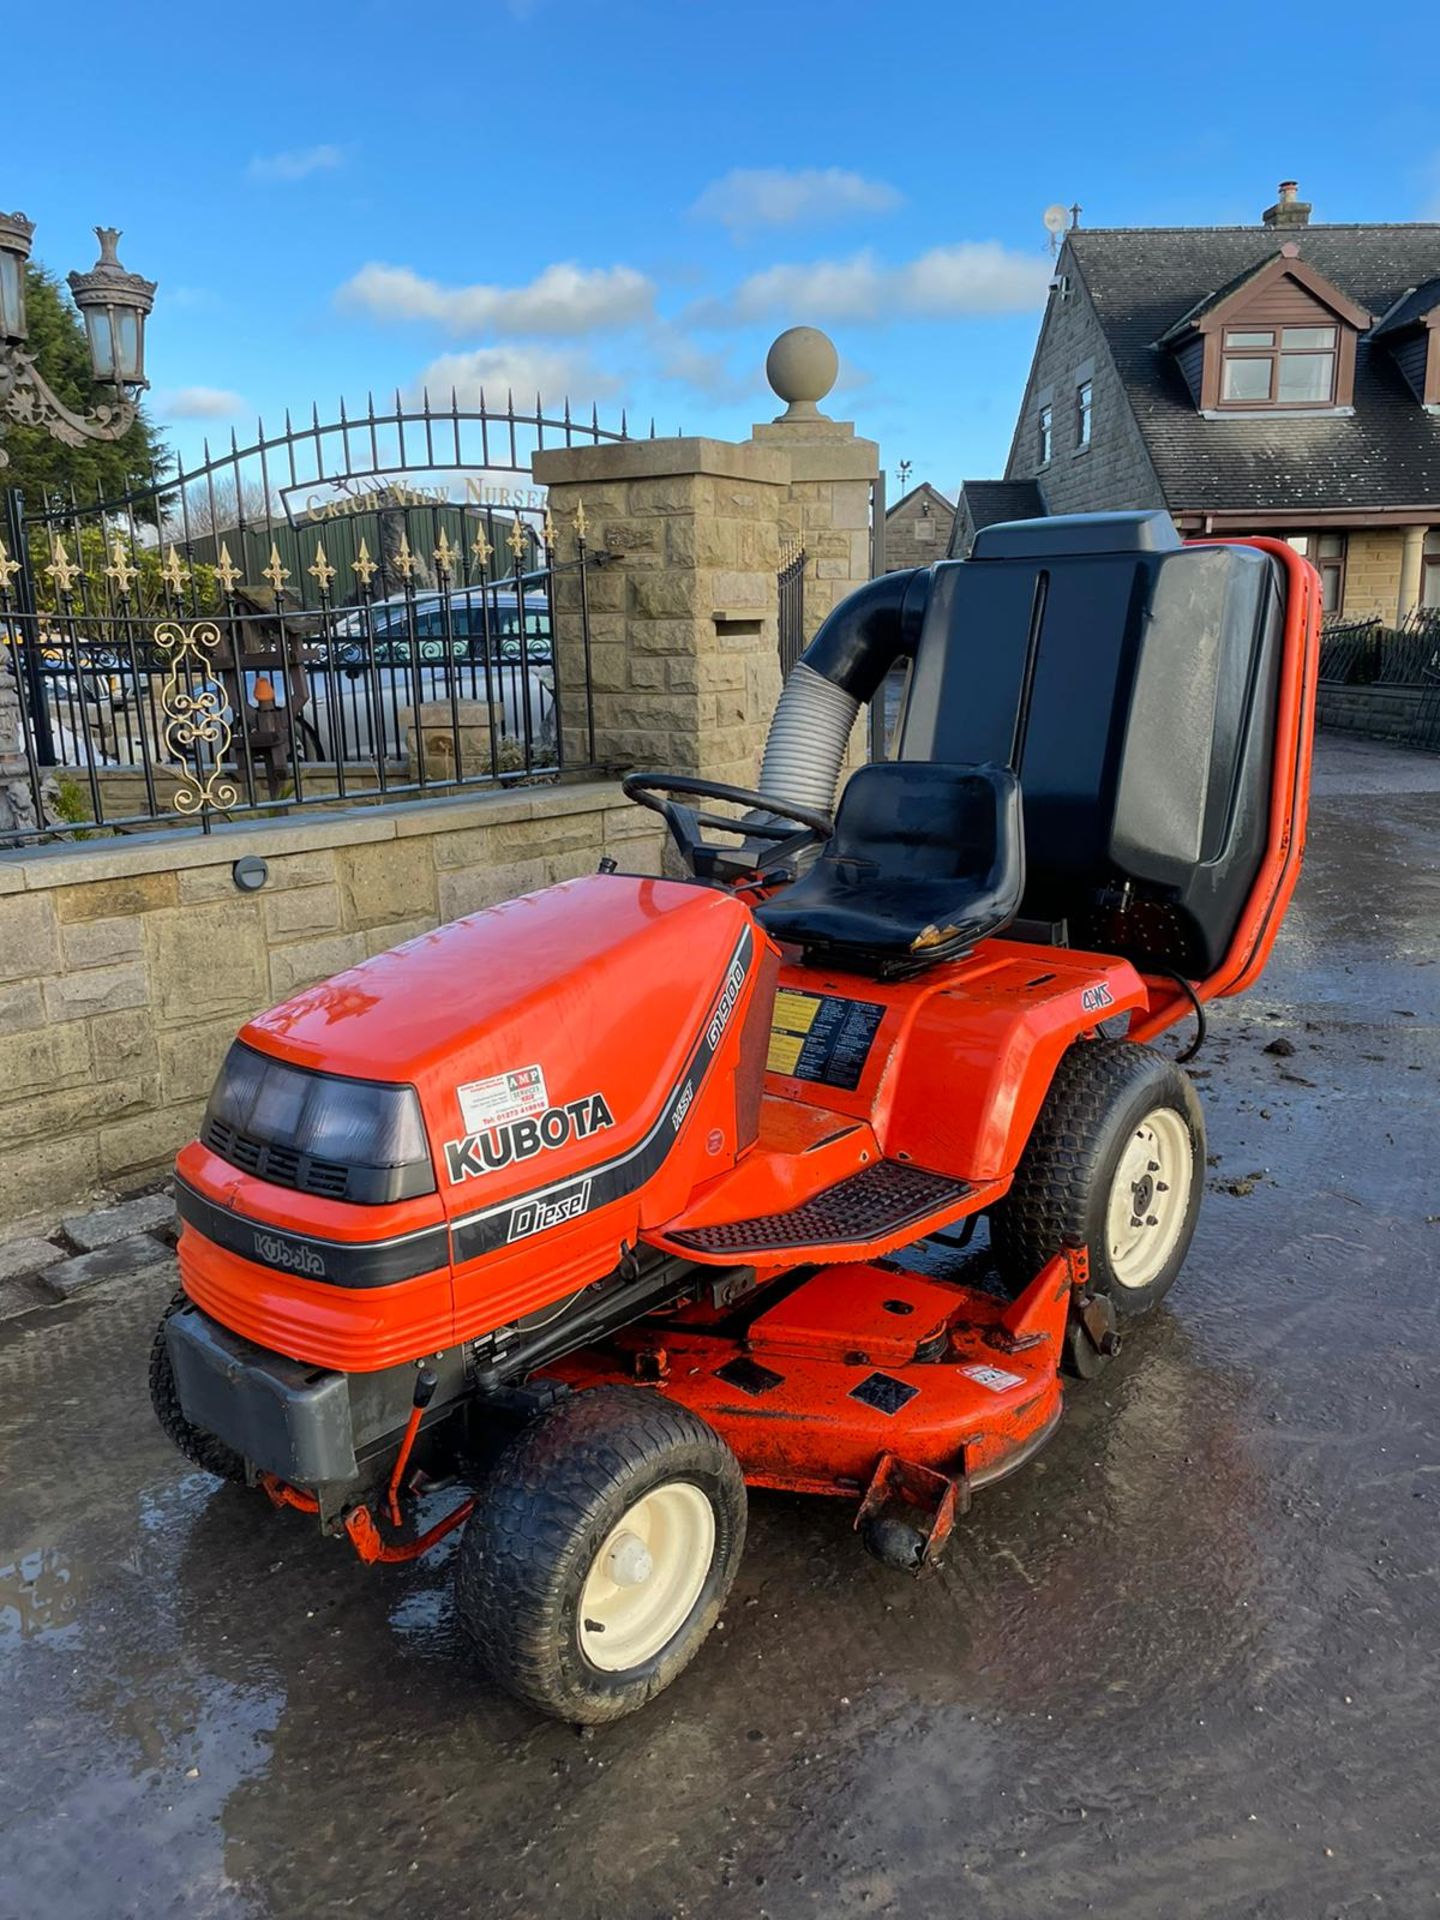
[1373,274,1440,337]
[958,479,1046,528]
[1068,224,1440,513]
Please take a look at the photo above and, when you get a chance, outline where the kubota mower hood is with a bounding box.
[178,874,778,1364]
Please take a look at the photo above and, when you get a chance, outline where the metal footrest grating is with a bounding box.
[668,1162,971,1255]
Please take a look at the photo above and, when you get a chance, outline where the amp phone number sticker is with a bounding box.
[766,990,886,1091]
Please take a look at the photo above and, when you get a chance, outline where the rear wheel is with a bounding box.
[455,1386,746,1724]
[990,1041,1205,1317]
[148,1295,246,1481]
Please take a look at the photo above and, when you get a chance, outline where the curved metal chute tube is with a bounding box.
[756,567,930,823]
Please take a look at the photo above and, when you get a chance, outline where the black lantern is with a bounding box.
[67,228,156,389]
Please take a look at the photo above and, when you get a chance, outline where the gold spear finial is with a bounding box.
[262,542,290,597]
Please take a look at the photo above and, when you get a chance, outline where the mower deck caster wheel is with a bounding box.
[455,1386,746,1724]
[148,1295,245,1482]
[861,1515,930,1572]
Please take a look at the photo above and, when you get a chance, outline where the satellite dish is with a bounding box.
[1042,204,1069,234]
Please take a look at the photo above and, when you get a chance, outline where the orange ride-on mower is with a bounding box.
[151,511,1320,1722]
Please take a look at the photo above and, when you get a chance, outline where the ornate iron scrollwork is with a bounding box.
[154,620,239,816]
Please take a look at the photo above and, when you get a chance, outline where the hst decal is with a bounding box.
[444,1092,615,1184]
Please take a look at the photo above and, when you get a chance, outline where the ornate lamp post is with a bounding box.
[0,214,156,829]
[0,215,156,464]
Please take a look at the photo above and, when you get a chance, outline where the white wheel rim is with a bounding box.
[578,1481,715,1673]
[1104,1105,1193,1289]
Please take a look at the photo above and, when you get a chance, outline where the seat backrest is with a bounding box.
[832,760,1020,887]
[896,514,1284,977]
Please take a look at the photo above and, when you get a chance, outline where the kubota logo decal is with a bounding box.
[1081,983,1115,1013]
[444,1092,615,1184]
[253,1231,326,1276]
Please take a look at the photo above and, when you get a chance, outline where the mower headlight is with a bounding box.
[203,1042,434,1202]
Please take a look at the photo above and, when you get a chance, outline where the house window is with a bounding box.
[1038,402,1053,464]
[1219,325,1338,408]
[1423,530,1440,611]
[1315,532,1346,613]
[1076,379,1093,449]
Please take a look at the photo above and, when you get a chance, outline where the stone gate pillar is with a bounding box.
[532,329,881,790]
[533,437,789,787]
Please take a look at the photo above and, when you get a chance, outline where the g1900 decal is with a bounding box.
[444,1092,614,1185]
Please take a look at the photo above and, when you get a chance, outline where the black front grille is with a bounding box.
[202,1117,356,1203]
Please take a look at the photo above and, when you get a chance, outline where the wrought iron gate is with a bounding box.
[0,392,632,839]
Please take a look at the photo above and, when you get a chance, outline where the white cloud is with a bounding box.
[155,386,248,419]
[691,166,903,233]
[247,144,346,184]
[410,345,619,408]
[337,260,654,337]
[649,328,760,404]
[697,242,1052,326]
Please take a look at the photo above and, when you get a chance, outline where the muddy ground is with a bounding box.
[2,734,1437,1920]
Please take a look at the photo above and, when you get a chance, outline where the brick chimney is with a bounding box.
[1262,180,1312,229]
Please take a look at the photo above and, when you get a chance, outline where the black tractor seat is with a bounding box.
[754,761,1024,978]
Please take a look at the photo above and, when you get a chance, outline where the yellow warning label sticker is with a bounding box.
[766,990,886,1089]
[772,990,821,1035]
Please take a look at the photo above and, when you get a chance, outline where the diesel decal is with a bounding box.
[671,1079,695,1132]
[1081,983,1115,1013]
[444,1093,615,1185]
[252,1231,326,1277]
[507,1180,592,1242]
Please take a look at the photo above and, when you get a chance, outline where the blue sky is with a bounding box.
[7,0,1436,497]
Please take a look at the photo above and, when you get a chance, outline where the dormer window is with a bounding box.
[1160,246,1371,417]
[1220,324,1338,408]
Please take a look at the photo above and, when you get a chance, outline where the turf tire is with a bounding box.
[990,1040,1205,1318]
[454,1386,746,1724]
[148,1295,246,1482]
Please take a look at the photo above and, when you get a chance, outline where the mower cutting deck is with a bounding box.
[151,511,1319,1722]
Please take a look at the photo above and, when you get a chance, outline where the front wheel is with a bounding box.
[990,1041,1205,1317]
[148,1296,246,1481]
[454,1386,747,1723]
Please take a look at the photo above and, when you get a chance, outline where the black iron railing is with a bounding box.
[777,543,806,679]
[0,390,633,839]
[0,528,604,838]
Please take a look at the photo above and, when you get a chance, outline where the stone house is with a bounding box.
[884,482,955,571]
[955,183,1440,622]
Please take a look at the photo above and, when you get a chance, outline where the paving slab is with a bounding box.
[0,1235,64,1285]
[38,1234,176,1302]
[60,1192,175,1253]
[0,735,1435,1920]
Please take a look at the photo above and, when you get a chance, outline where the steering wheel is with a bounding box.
[622,772,832,884]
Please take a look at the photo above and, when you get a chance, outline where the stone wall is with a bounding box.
[0,782,662,1229]
[1339,529,1406,622]
[1003,261,1164,513]
[536,439,789,789]
[1317,681,1430,740]
[884,487,955,573]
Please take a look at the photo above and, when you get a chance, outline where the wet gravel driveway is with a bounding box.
[1,735,1437,1919]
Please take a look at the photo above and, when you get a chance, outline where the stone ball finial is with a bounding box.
[765,326,838,421]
